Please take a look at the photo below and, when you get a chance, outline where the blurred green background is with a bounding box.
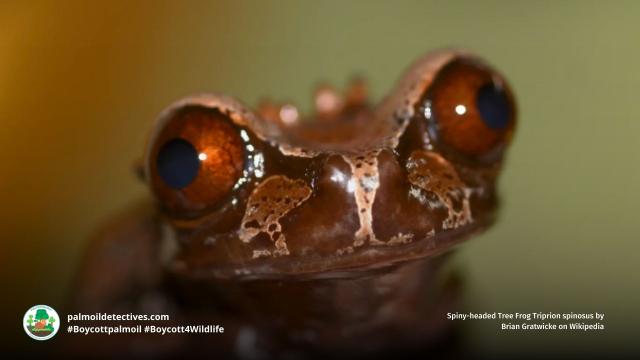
[1,0,638,355]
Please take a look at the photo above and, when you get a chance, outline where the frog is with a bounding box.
[70,49,516,358]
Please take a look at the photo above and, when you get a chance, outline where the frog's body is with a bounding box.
[70,49,515,358]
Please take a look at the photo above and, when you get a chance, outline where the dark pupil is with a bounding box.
[157,138,200,189]
[476,83,510,130]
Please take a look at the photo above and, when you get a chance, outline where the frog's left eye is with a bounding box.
[147,106,246,217]
[424,57,516,160]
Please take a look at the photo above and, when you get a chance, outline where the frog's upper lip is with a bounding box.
[170,211,496,282]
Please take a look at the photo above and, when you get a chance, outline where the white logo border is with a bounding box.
[23,304,60,341]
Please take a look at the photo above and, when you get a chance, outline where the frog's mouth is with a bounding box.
[167,205,496,281]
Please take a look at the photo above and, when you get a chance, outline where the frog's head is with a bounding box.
[143,50,516,279]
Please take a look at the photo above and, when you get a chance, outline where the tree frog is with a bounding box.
[71,49,516,358]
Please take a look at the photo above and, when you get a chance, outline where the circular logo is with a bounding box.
[23,305,60,341]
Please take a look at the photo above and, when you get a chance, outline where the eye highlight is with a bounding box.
[424,58,516,159]
[148,106,246,216]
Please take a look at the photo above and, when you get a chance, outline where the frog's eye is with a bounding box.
[147,106,246,216]
[424,58,516,160]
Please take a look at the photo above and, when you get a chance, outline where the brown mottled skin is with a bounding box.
[70,49,516,358]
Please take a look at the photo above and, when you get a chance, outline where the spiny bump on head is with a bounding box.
[257,77,370,127]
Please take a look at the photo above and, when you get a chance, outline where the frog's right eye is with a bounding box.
[146,105,247,217]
